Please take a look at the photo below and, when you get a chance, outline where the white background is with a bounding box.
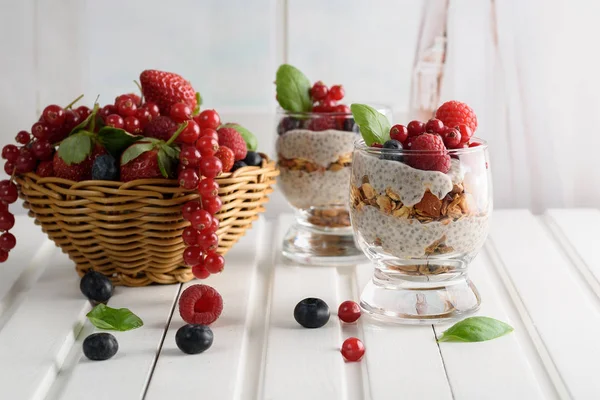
[1,0,598,214]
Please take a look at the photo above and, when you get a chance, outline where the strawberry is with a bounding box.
[140,70,197,115]
[216,127,247,160]
[53,145,106,181]
[215,146,235,172]
[143,116,178,141]
[120,147,163,182]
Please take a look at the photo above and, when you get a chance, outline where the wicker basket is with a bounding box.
[15,154,278,286]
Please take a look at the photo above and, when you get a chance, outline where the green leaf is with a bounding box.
[86,304,143,331]
[69,110,95,136]
[157,147,175,178]
[193,92,203,115]
[221,123,258,151]
[350,104,391,146]
[437,317,514,343]
[121,141,156,165]
[97,127,142,158]
[275,64,313,112]
[160,144,180,159]
[57,133,92,165]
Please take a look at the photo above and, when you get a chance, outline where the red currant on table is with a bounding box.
[200,128,219,141]
[4,162,14,175]
[2,145,19,162]
[442,127,462,149]
[105,114,124,129]
[134,108,152,128]
[192,264,211,279]
[190,209,212,231]
[183,246,203,266]
[170,103,192,123]
[390,124,408,143]
[198,178,219,198]
[31,122,49,141]
[199,156,223,179]
[338,301,361,323]
[425,118,445,134]
[310,81,328,101]
[179,146,202,167]
[182,201,201,221]
[117,98,137,117]
[182,227,200,246]
[202,196,222,215]
[178,168,199,190]
[328,85,345,101]
[0,232,16,250]
[0,211,15,231]
[31,140,54,161]
[75,105,91,119]
[341,337,365,362]
[197,232,218,252]
[203,252,224,274]
[15,131,31,145]
[124,117,142,134]
[144,102,160,118]
[457,124,473,143]
[0,249,8,263]
[195,110,221,130]
[178,120,200,144]
[407,120,425,137]
[42,105,65,127]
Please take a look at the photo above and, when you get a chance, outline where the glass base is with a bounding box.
[281,222,366,266]
[360,267,481,324]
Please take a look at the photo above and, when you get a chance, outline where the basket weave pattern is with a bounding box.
[15,154,278,286]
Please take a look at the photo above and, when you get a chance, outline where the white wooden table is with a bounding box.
[0,209,598,400]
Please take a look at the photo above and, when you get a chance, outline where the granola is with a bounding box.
[278,153,352,173]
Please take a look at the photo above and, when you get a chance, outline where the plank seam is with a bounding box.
[484,238,573,400]
[350,267,373,400]
[432,325,456,400]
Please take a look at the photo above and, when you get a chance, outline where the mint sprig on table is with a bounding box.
[275,64,313,113]
[350,103,391,146]
[437,316,514,343]
[86,304,143,331]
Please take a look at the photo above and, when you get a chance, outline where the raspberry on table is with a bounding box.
[178,284,224,325]
[406,133,451,173]
[435,100,478,133]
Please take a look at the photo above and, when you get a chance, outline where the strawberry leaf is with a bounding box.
[157,148,175,178]
[98,127,143,158]
[57,133,93,165]
[121,141,156,165]
[160,143,180,159]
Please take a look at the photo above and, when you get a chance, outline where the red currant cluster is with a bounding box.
[309,82,349,114]
[387,119,476,150]
[100,93,159,134]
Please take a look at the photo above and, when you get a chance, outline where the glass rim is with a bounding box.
[276,104,391,118]
[354,137,488,155]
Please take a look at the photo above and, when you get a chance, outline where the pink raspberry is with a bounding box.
[407,133,451,173]
[435,100,478,133]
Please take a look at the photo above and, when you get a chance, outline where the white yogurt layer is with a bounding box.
[351,206,489,258]
[276,129,356,168]
[351,150,465,207]
[278,167,351,209]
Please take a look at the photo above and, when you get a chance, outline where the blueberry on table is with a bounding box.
[231,160,247,172]
[83,333,119,361]
[176,324,214,354]
[80,270,114,303]
[243,151,262,167]
[381,140,404,162]
[294,298,330,328]
[92,154,119,180]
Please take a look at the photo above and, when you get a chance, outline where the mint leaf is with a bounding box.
[193,92,203,115]
[437,317,514,343]
[97,127,142,158]
[157,147,175,178]
[86,304,143,331]
[350,104,391,146]
[57,133,92,165]
[121,141,155,165]
[275,64,312,112]
[221,123,258,151]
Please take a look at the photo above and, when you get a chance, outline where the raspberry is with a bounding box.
[216,127,247,160]
[215,146,235,172]
[435,101,478,132]
[308,116,336,131]
[142,116,178,141]
[407,133,451,173]
[178,284,223,325]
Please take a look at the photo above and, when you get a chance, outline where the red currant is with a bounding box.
[0,249,8,263]
[75,105,91,119]
[201,215,220,235]
[64,109,81,131]
[338,301,361,323]
[199,156,222,179]
[341,337,365,362]
[116,93,141,106]
[179,146,202,167]
[144,102,160,118]
[190,209,212,231]
[4,162,14,175]
[36,160,54,177]
[197,232,218,252]
[198,178,219,198]
[0,232,16,250]
[407,120,425,137]
[204,252,224,274]
[442,127,462,149]
[192,264,211,279]
[182,227,200,246]
[425,118,445,134]
[99,105,117,120]
[117,98,137,117]
[2,145,19,162]
[30,140,54,161]
[178,120,200,144]
[183,246,203,266]
[42,105,65,127]
[170,103,192,123]
[390,124,408,143]
[196,136,219,157]
[182,201,201,221]
[329,85,345,101]
[124,117,141,134]
[404,135,419,149]
[319,98,336,112]
[469,141,481,147]
[312,104,327,113]
[195,110,221,130]
[0,211,15,231]
[200,128,219,141]
[0,203,7,213]
[333,104,350,114]
[0,181,18,204]
[178,168,199,190]
[134,108,152,128]
[105,114,124,129]
[371,143,383,148]
[202,196,222,215]
[457,124,473,143]
[31,122,49,141]
[15,131,31,145]
[310,81,328,101]
[15,152,36,173]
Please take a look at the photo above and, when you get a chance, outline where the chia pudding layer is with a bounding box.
[279,168,351,209]
[276,129,356,168]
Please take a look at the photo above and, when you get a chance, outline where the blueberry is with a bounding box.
[176,324,214,354]
[83,333,118,361]
[294,298,330,328]
[381,139,404,162]
[243,151,262,167]
[277,117,301,135]
[231,160,247,171]
[80,270,114,303]
[92,154,119,180]
[343,118,359,133]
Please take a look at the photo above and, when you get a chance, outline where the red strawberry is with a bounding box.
[216,127,247,160]
[53,145,106,181]
[178,284,223,325]
[120,138,181,182]
[214,146,235,172]
[435,101,478,133]
[406,133,451,173]
[120,148,162,182]
[143,116,178,141]
[140,70,197,115]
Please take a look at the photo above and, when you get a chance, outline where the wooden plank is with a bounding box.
[145,219,265,400]
[487,209,600,399]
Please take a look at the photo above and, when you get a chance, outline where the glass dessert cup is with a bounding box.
[276,108,391,265]
[350,139,492,323]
